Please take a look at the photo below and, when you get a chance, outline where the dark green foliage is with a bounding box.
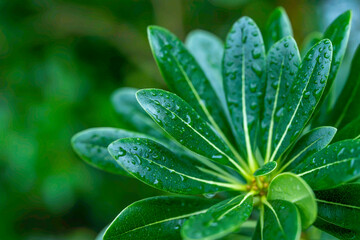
[72,7,359,240]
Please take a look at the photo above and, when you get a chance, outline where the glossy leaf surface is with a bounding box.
[104,196,217,240]
[315,183,360,232]
[265,7,293,51]
[281,127,337,171]
[185,30,226,108]
[136,89,244,171]
[261,36,300,159]
[71,127,150,176]
[253,200,301,240]
[321,10,352,101]
[111,88,165,139]
[328,44,360,128]
[294,139,360,190]
[148,26,231,138]
[268,173,317,229]
[108,137,239,194]
[269,39,332,162]
[222,16,265,160]
[182,193,253,240]
[253,162,277,177]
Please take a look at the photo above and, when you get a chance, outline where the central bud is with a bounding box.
[246,176,269,197]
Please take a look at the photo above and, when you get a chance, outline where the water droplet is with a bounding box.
[250,83,257,92]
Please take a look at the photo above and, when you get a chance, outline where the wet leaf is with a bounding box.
[136,89,248,175]
[281,127,337,171]
[252,200,301,240]
[269,39,332,162]
[108,137,241,194]
[253,162,277,177]
[148,26,232,139]
[293,139,360,190]
[315,183,360,232]
[321,10,352,101]
[185,30,226,108]
[268,173,317,229]
[181,193,253,240]
[104,196,218,240]
[71,127,148,176]
[328,44,360,128]
[223,16,265,163]
[261,36,300,160]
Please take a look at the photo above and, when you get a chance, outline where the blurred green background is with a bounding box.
[1,0,359,239]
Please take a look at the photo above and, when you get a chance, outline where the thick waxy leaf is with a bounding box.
[301,32,322,57]
[261,36,300,160]
[71,127,150,176]
[293,139,360,190]
[281,127,337,171]
[148,26,231,139]
[181,193,253,240]
[253,162,277,177]
[313,11,352,127]
[314,217,360,240]
[104,196,218,240]
[328,45,360,128]
[253,200,301,240]
[269,39,333,162]
[265,7,293,51]
[321,10,352,101]
[108,138,241,194]
[315,183,360,232]
[333,116,360,142]
[136,89,248,175]
[223,16,265,162]
[185,30,226,108]
[111,88,165,139]
[268,173,317,229]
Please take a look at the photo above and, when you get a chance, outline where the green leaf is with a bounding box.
[269,39,333,162]
[148,26,232,141]
[181,193,253,240]
[108,137,243,194]
[301,32,322,57]
[261,36,300,160]
[185,30,226,108]
[315,183,360,232]
[280,127,337,172]
[333,116,360,142]
[253,200,301,240]
[253,162,277,177]
[222,16,265,166]
[314,217,360,240]
[103,196,218,240]
[268,172,317,229]
[111,88,165,139]
[293,139,360,190]
[136,89,250,177]
[265,7,293,51]
[321,10,352,101]
[328,44,360,128]
[71,127,148,176]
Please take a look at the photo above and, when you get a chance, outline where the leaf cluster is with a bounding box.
[72,7,360,240]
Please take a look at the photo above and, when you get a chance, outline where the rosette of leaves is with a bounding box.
[72,7,360,240]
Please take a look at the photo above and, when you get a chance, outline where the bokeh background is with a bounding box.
[1,0,359,239]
